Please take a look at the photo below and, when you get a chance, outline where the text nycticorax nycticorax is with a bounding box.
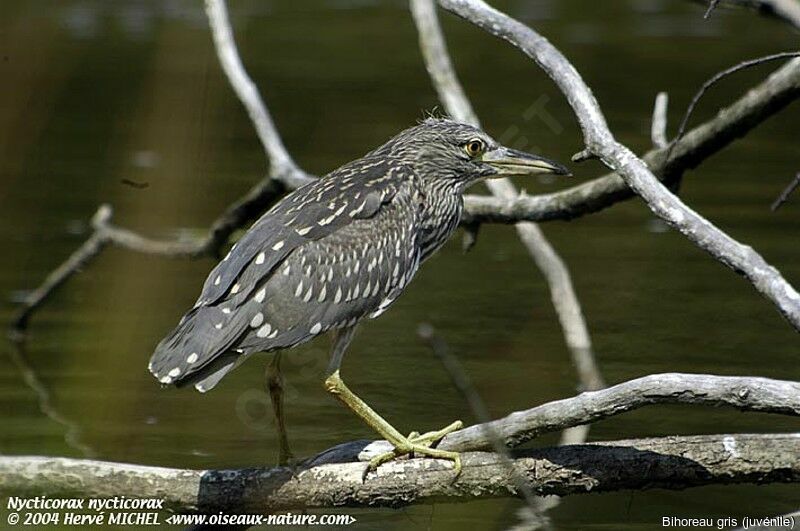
[149,118,569,473]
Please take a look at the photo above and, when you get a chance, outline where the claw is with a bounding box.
[363,420,463,479]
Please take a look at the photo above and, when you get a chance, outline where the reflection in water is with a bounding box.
[6,340,96,458]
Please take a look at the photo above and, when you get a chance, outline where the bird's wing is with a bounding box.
[195,157,403,307]
[149,158,420,388]
[234,180,423,354]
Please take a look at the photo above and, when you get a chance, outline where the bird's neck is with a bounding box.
[417,177,465,261]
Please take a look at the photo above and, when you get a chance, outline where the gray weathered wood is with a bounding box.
[2,433,798,512]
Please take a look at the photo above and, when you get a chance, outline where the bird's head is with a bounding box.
[380,118,570,189]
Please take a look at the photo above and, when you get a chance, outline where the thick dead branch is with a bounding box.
[2,433,799,512]
[461,57,800,224]
[439,0,800,329]
[438,372,800,451]
[2,372,798,510]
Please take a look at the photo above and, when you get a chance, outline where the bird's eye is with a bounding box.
[464,139,485,158]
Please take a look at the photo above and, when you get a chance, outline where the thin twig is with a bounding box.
[690,0,800,30]
[668,52,800,162]
[771,172,800,211]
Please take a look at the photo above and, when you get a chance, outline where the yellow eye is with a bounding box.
[464,139,485,158]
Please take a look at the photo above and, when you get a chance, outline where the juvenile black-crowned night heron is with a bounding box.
[149,118,569,473]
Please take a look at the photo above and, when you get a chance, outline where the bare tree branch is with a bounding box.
[204,0,312,188]
[771,172,800,211]
[2,433,799,512]
[438,372,800,452]
[12,1,800,336]
[669,52,800,162]
[411,0,597,383]
[651,92,670,149]
[10,1,315,335]
[461,57,800,225]
[419,323,602,529]
[417,324,540,512]
[438,0,800,330]
[705,0,723,18]
[693,0,800,30]
[2,370,799,510]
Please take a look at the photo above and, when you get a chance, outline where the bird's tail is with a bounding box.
[148,305,246,392]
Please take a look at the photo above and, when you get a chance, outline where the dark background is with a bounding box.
[1,0,798,529]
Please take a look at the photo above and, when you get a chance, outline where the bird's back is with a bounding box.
[149,156,427,391]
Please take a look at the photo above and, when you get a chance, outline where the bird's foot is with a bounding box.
[366,420,463,477]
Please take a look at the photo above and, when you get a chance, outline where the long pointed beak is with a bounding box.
[482,147,571,177]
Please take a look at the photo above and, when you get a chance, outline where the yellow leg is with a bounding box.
[324,369,462,475]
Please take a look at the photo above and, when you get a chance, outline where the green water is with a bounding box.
[1,1,799,529]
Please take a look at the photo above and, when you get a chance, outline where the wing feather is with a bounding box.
[149,157,415,388]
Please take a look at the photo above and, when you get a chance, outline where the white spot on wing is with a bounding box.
[168,367,181,378]
[251,312,264,328]
[254,288,266,303]
[257,323,272,338]
[187,353,198,364]
[272,240,285,251]
[310,322,322,334]
[255,252,265,265]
